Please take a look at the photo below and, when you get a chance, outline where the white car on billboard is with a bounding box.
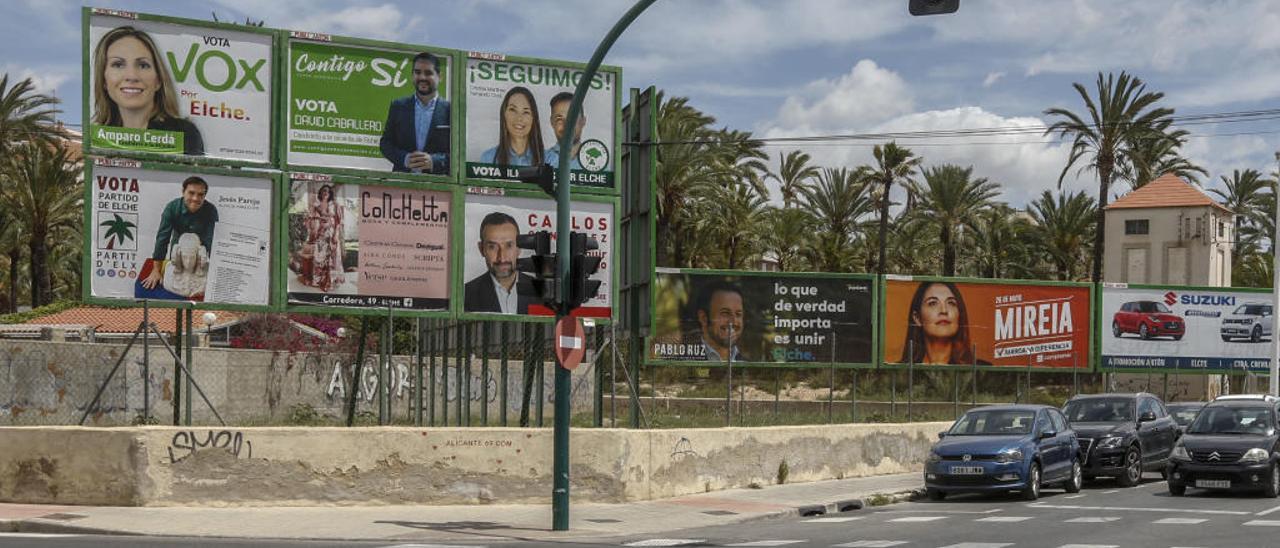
[1220,302,1273,342]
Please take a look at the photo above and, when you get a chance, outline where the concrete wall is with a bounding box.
[0,340,597,426]
[1103,205,1232,285]
[0,423,944,506]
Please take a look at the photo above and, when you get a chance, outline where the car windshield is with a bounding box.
[1167,406,1201,427]
[1135,302,1170,314]
[1063,398,1134,423]
[1233,304,1268,316]
[948,409,1035,436]
[1187,406,1274,435]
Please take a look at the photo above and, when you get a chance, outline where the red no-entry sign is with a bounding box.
[554,316,585,370]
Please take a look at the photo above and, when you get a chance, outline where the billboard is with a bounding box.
[461,192,613,318]
[882,277,1092,369]
[464,55,618,189]
[285,34,454,176]
[649,271,875,366]
[88,159,274,307]
[86,9,274,163]
[285,174,452,311]
[1100,284,1274,372]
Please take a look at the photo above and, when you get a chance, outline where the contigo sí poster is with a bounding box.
[461,193,612,317]
[90,159,272,306]
[882,278,1092,369]
[1101,285,1275,372]
[286,36,452,174]
[649,271,874,365]
[464,55,616,188]
[286,174,451,310]
[87,10,272,162]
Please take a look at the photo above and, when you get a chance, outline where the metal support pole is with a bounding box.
[482,321,490,426]
[971,344,977,407]
[725,323,733,428]
[173,308,182,426]
[184,308,193,425]
[143,300,151,423]
[536,325,545,427]
[416,317,424,426]
[345,317,370,427]
[456,322,465,426]
[501,322,509,426]
[953,370,959,419]
[828,332,835,423]
[907,346,914,420]
[851,369,858,422]
[1271,150,1280,397]
[441,322,449,426]
[610,322,618,427]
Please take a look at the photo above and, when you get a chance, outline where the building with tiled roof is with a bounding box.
[0,305,241,343]
[1103,173,1234,285]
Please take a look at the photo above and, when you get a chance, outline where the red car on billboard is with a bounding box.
[1112,300,1185,340]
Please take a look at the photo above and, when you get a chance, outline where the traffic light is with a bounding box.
[516,231,559,308]
[567,231,602,310]
[517,164,556,198]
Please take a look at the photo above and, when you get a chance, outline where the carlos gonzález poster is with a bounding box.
[464,54,616,188]
[87,9,273,162]
[90,159,273,306]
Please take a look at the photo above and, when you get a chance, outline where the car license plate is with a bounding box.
[950,466,984,475]
[1196,479,1231,489]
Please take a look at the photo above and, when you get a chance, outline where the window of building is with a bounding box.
[1125,219,1149,235]
[1219,221,1226,238]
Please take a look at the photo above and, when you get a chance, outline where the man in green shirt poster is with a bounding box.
[140,176,219,292]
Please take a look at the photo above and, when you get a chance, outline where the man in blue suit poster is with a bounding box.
[379,52,450,174]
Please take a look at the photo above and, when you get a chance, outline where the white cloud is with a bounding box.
[762,60,914,136]
[2,64,73,98]
[982,72,1005,88]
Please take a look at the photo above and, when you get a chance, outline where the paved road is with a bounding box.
[610,474,1280,548]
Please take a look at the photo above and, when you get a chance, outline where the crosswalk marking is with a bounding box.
[0,533,84,538]
[1244,519,1280,526]
[803,516,863,523]
[832,542,909,548]
[724,541,805,547]
[1064,517,1121,523]
[887,516,949,523]
[1153,517,1207,524]
[1056,545,1118,548]
[975,516,1033,522]
[623,540,705,546]
[938,543,1013,548]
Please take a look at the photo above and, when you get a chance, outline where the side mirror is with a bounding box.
[1039,430,1057,440]
[1139,411,1157,423]
[938,431,948,440]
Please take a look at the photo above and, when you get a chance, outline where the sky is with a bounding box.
[6,0,1280,208]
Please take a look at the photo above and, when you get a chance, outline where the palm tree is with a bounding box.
[769,149,820,209]
[1044,71,1174,283]
[760,207,815,271]
[799,167,874,272]
[1209,169,1271,264]
[907,165,1000,276]
[688,179,769,269]
[0,214,22,313]
[1120,126,1206,189]
[970,204,1035,279]
[0,74,59,157]
[868,142,921,275]
[1028,190,1098,280]
[2,141,83,307]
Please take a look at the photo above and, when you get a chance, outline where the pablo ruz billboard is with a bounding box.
[461,191,613,318]
[464,53,617,189]
[285,33,453,176]
[1101,284,1274,372]
[86,9,273,163]
[882,277,1091,369]
[88,158,273,306]
[649,270,875,366]
[285,173,452,311]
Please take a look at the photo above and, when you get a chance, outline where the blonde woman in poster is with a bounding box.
[300,184,346,292]
[92,26,204,155]
[479,86,545,167]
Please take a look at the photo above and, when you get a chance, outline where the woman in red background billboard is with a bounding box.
[900,281,985,365]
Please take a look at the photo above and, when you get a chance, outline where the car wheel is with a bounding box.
[1022,463,1041,501]
[1172,335,1183,341]
[1065,459,1083,493]
[1140,324,1150,340]
[1222,335,1232,342]
[1160,468,1168,480]
[1112,322,1121,338]
[1266,463,1280,499]
[927,488,946,501]
[1118,446,1142,487]
[1252,325,1262,343]
[1169,481,1186,496]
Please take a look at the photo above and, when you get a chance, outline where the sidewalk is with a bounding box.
[0,472,923,542]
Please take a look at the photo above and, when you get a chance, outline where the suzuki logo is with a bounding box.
[1208,452,1221,461]
[1164,292,1177,306]
[962,454,972,462]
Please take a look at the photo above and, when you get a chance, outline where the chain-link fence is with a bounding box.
[0,315,1248,427]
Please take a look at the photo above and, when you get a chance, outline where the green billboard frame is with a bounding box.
[645,268,880,369]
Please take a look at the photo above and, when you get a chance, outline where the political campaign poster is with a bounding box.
[286,174,452,311]
[86,9,273,163]
[88,158,273,306]
[461,192,613,318]
[1101,284,1275,372]
[882,277,1092,369]
[285,34,454,175]
[649,271,875,366]
[464,54,618,189]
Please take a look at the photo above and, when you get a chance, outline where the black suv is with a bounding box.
[1062,392,1179,486]
[1167,396,1280,497]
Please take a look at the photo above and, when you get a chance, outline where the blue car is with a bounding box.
[925,404,1083,500]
